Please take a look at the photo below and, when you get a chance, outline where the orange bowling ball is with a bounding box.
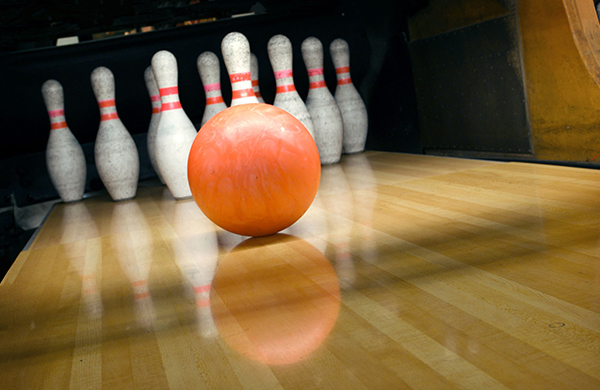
[187,103,321,236]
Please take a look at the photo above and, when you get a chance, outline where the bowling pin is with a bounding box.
[330,38,368,154]
[221,32,260,106]
[197,51,228,126]
[91,66,139,201]
[301,37,343,165]
[267,34,316,139]
[144,66,165,184]
[250,53,266,103]
[42,79,87,203]
[151,50,197,200]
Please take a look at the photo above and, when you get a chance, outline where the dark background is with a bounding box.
[0,0,422,206]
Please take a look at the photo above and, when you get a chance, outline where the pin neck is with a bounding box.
[230,72,251,83]
[276,84,296,93]
[162,101,183,111]
[229,72,257,105]
[335,66,352,85]
[159,86,179,96]
[48,109,68,129]
[274,69,293,79]
[48,109,64,117]
[50,121,68,130]
[307,68,326,89]
[335,66,350,74]
[204,82,224,105]
[150,95,161,114]
[98,99,116,108]
[204,83,221,92]
[206,96,225,105]
[309,81,327,89]
[98,99,119,121]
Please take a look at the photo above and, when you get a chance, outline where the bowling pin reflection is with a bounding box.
[58,202,103,319]
[290,155,377,287]
[167,199,219,338]
[110,201,156,331]
[342,153,378,263]
[318,164,356,288]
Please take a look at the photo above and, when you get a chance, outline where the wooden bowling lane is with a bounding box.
[1,151,599,389]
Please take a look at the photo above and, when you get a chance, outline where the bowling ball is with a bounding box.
[187,104,321,237]
[210,235,340,365]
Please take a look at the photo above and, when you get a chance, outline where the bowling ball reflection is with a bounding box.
[187,104,321,237]
[210,234,340,365]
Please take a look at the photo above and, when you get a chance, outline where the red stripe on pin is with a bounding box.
[255,91,262,98]
[335,66,350,74]
[48,109,64,118]
[50,121,67,130]
[309,80,327,89]
[230,72,251,83]
[162,101,182,111]
[337,77,352,85]
[159,86,179,96]
[274,69,293,79]
[204,83,221,92]
[152,107,160,114]
[252,80,259,87]
[98,99,116,108]
[206,96,224,105]
[232,89,255,99]
[276,84,296,93]
[151,95,161,102]
[308,68,324,76]
[101,113,119,121]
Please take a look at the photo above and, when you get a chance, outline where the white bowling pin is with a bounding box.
[301,37,343,165]
[197,51,228,127]
[221,32,260,106]
[91,66,139,201]
[330,38,368,154]
[42,80,87,203]
[267,34,315,139]
[144,66,165,184]
[151,50,197,200]
[250,53,266,103]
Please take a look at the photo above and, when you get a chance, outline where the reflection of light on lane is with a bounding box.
[167,199,219,338]
[210,234,340,365]
[110,201,156,330]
